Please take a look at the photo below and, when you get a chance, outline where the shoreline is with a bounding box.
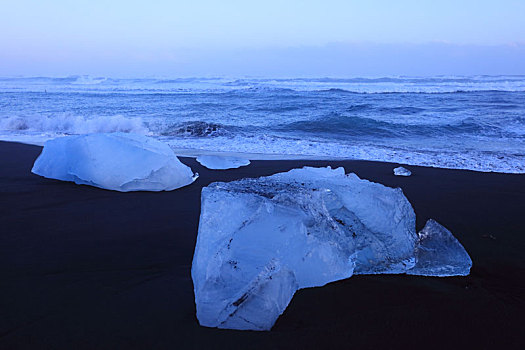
[1,140,524,349]
[1,137,524,175]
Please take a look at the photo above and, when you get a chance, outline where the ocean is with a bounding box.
[0,75,524,173]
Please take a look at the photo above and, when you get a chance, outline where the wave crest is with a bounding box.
[280,113,497,138]
[0,114,149,135]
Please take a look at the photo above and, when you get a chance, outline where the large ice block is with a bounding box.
[32,133,198,192]
[192,167,421,330]
[407,219,472,276]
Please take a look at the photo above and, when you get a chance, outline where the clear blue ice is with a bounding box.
[191,167,472,331]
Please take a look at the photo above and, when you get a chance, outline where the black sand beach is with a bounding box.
[1,140,524,349]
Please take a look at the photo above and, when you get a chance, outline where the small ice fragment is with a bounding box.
[407,219,472,276]
[393,166,411,176]
[32,133,198,192]
[196,155,250,170]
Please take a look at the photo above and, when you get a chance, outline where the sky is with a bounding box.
[1,0,524,76]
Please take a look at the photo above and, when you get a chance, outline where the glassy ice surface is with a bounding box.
[192,167,418,330]
[192,167,472,331]
[393,166,412,176]
[32,133,198,192]
[407,219,473,276]
[196,155,250,170]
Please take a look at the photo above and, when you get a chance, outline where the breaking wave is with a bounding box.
[0,114,149,135]
[279,113,503,139]
[1,75,524,173]
[2,75,525,94]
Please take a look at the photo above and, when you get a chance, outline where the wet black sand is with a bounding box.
[0,140,524,349]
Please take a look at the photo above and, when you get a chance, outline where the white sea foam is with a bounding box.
[70,75,108,85]
[1,120,523,173]
[164,135,525,174]
[0,114,149,136]
[1,76,524,174]
[1,76,525,94]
